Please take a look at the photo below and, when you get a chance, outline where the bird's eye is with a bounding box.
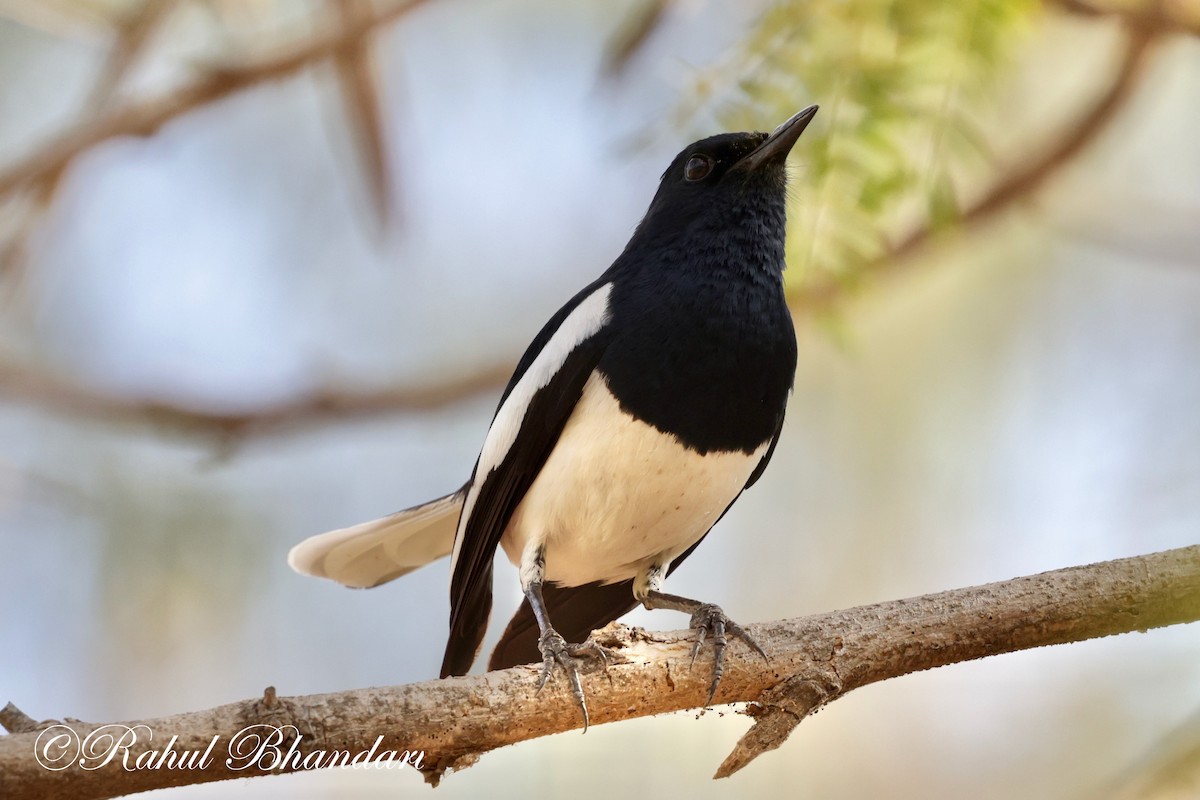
[684,155,713,182]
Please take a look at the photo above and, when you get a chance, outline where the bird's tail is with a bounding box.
[287,488,466,589]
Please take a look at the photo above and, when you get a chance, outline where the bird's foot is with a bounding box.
[535,629,613,731]
[687,603,768,706]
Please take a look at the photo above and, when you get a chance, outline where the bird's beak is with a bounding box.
[734,104,819,172]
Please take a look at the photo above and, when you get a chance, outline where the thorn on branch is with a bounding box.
[250,685,293,727]
[0,702,39,734]
[715,669,843,778]
[425,751,480,788]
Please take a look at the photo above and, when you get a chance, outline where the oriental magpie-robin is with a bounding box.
[290,105,817,724]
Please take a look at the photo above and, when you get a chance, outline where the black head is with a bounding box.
[625,105,818,271]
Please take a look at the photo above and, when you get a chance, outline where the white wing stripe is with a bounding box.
[450,282,614,574]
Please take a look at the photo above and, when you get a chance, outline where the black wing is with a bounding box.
[440,280,613,678]
[487,412,787,671]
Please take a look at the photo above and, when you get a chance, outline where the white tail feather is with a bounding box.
[288,489,465,588]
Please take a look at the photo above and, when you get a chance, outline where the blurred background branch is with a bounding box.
[0,358,515,440]
[0,0,427,282]
[0,0,1187,435]
[0,14,1161,441]
[328,0,394,227]
[0,0,424,196]
[1050,0,1200,36]
[84,0,178,114]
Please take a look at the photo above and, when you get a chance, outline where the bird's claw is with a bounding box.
[535,630,612,732]
[687,603,767,706]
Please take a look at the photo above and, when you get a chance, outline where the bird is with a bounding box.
[289,105,817,726]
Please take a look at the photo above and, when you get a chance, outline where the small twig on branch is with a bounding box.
[2,546,1197,799]
[0,704,40,735]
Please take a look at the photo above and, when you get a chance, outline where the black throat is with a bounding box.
[597,190,797,455]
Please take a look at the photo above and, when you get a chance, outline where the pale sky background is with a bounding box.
[1,1,1198,798]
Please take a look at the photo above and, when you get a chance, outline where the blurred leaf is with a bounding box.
[682,0,1038,296]
[927,173,959,230]
[1107,709,1200,800]
[92,465,272,676]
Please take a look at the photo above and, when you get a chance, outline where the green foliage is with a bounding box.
[692,0,1039,294]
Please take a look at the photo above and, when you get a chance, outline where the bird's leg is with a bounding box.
[634,563,768,706]
[520,543,609,731]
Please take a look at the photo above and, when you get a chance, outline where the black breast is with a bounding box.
[598,267,797,455]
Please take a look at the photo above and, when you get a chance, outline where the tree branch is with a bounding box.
[2,546,1197,799]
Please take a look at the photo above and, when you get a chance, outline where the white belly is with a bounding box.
[501,372,766,587]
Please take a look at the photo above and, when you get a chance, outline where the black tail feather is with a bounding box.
[440,563,494,678]
[488,580,638,671]
[486,532,712,671]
